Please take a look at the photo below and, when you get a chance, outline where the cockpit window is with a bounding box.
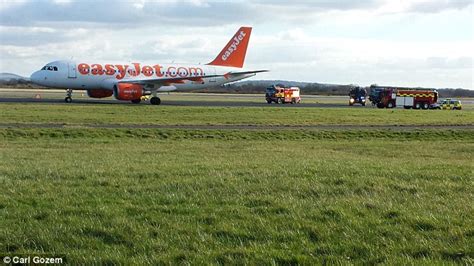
[41,65,58,71]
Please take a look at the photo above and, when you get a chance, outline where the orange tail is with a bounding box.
[207,27,252,68]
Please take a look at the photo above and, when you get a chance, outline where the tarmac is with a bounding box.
[0,97,358,108]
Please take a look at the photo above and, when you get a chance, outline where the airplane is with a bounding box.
[30,26,268,105]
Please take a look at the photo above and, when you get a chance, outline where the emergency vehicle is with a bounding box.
[348,86,367,106]
[265,85,301,104]
[369,86,438,109]
[440,99,462,110]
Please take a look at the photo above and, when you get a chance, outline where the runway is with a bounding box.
[0,97,359,108]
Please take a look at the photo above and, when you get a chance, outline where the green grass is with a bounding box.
[0,128,473,264]
[0,103,473,126]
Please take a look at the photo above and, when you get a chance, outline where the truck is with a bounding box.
[368,85,438,109]
[265,85,301,104]
[348,86,367,106]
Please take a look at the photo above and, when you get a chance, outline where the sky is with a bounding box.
[0,0,472,89]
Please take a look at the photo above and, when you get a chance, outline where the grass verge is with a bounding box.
[0,128,473,264]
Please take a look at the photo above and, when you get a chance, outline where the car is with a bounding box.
[440,99,462,110]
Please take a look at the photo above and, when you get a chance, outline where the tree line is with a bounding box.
[189,81,474,98]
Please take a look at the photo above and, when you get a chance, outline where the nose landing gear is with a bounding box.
[65,89,73,103]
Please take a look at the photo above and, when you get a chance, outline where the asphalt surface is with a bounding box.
[1,122,472,131]
[1,92,471,131]
[0,97,357,108]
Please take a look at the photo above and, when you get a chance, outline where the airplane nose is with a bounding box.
[30,71,39,83]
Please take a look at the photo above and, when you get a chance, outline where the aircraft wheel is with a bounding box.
[150,97,161,105]
[65,97,72,103]
[131,99,141,104]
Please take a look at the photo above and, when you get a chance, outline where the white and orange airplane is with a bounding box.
[30,27,267,105]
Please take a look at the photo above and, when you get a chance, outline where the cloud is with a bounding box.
[0,0,398,28]
[0,1,255,27]
[0,0,472,89]
[407,0,473,13]
[0,26,91,46]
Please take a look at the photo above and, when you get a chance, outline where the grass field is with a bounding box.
[0,98,473,264]
[1,103,473,127]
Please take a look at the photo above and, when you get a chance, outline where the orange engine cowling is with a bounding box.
[113,83,143,101]
[87,89,113,98]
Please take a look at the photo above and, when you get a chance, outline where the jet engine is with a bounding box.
[87,89,113,98]
[113,83,143,101]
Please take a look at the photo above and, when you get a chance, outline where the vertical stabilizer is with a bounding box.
[207,27,252,68]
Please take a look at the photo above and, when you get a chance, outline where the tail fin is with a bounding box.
[207,27,252,68]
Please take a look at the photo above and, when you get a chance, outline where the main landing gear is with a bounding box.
[65,89,73,103]
[131,97,160,105]
[150,96,161,105]
[149,91,161,105]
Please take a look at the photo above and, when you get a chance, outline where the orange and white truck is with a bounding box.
[265,85,301,104]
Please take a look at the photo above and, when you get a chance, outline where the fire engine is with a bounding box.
[369,85,438,109]
[265,85,301,104]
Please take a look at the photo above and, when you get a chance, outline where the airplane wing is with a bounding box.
[223,70,269,79]
[118,70,269,86]
[225,70,269,75]
[118,74,220,86]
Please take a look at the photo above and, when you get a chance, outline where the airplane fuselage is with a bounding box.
[31,60,254,92]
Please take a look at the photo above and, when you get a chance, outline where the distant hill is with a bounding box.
[0,73,30,85]
[191,80,360,96]
[190,80,474,98]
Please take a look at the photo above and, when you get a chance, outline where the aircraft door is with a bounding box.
[68,63,77,78]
